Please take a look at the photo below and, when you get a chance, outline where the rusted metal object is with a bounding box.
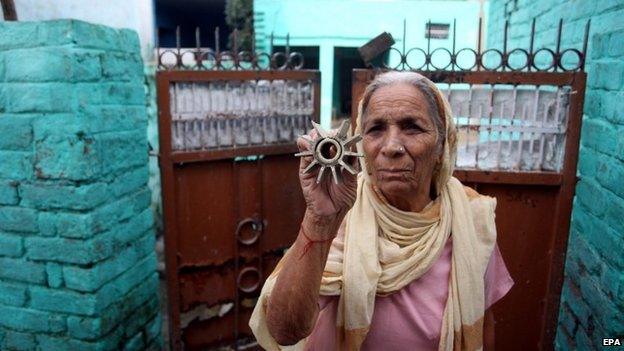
[295,120,363,184]
[372,18,590,72]
[158,66,319,350]
[157,26,304,71]
[352,67,586,350]
[1,0,17,21]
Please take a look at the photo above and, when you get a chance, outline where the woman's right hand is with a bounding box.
[296,128,360,233]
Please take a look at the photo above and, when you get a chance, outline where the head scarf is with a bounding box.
[250,72,497,351]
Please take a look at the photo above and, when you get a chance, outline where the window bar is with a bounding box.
[528,18,536,72]
[244,81,252,146]
[485,85,495,169]
[475,103,483,168]
[451,19,457,72]
[581,20,591,71]
[426,19,431,71]
[537,99,552,171]
[506,86,518,169]
[516,104,528,170]
[496,101,505,169]
[477,18,483,72]
[466,85,473,166]
[529,87,540,169]
[555,19,563,72]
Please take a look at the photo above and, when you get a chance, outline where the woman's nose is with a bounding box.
[380,135,406,158]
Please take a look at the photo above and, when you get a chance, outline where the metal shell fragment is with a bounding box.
[295,120,364,184]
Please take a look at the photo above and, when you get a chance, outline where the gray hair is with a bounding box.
[360,71,445,153]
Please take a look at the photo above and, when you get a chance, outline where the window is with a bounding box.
[425,23,450,39]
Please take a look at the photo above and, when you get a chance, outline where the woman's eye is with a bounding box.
[366,125,384,134]
[404,123,423,133]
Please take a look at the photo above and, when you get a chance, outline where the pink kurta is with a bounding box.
[304,237,514,350]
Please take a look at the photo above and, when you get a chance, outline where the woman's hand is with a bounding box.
[296,127,360,234]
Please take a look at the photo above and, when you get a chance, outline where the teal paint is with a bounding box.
[254,0,485,128]
[0,20,161,350]
[487,1,624,349]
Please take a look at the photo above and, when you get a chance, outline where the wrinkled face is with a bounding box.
[362,83,441,204]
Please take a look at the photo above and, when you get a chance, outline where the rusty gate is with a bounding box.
[351,19,590,350]
[157,29,320,350]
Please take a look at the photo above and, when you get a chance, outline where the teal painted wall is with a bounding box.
[254,0,486,128]
[488,1,624,350]
[0,20,162,350]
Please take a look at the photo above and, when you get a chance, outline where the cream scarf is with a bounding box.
[250,72,497,351]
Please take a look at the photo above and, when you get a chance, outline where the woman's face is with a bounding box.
[362,83,441,209]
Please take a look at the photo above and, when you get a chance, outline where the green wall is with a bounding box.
[488,1,624,350]
[254,0,486,128]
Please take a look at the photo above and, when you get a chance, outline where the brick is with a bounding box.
[0,281,27,306]
[109,166,149,198]
[0,232,23,257]
[119,29,141,53]
[144,313,161,345]
[0,206,38,233]
[574,328,593,351]
[89,189,151,235]
[101,52,143,81]
[579,275,624,335]
[0,22,39,50]
[30,286,98,316]
[0,51,4,82]
[36,327,123,351]
[0,305,65,333]
[599,263,622,300]
[0,180,19,205]
[37,212,59,237]
[575,179,606,218]
[554,327,575,351]
[96,253,158,311]
[34,130,101,181]
[605,194,624,234]
[123,331,145,351]
[111,208,154,247]
[97,131,148,175]
[558,303,578,340]
[56,211,99,239]
[581,118,618,156]
[5,48,101,83]
[20,182,110,210]
[64,233,155,292]
[561,279,591,327]
[83,105,147,133]
[5,83,76,113]
[0,151,33,180]
[46,262,64,288]
[607,30,624,57]
[123,297,159,340]
[0,115,33,151]
[100,82,145,105]
[25,235,113,265]
[69,20,123,52]
[0,257,46,284]
[3,330,36,351]
[67,273,158,340]
[596,157,624,199]
[577,146,599,177]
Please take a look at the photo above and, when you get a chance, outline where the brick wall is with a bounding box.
[487,1,624,349]
[0,20,161,350]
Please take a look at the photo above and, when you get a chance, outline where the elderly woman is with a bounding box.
[250,71,514,350]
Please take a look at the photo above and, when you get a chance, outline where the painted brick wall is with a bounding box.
[0,20,162,350]
[487,1,624,349]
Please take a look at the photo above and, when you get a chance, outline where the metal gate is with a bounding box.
[157,29,320,350]
[351,19,589,350]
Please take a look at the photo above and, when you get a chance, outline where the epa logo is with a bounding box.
[603,338,622,346]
